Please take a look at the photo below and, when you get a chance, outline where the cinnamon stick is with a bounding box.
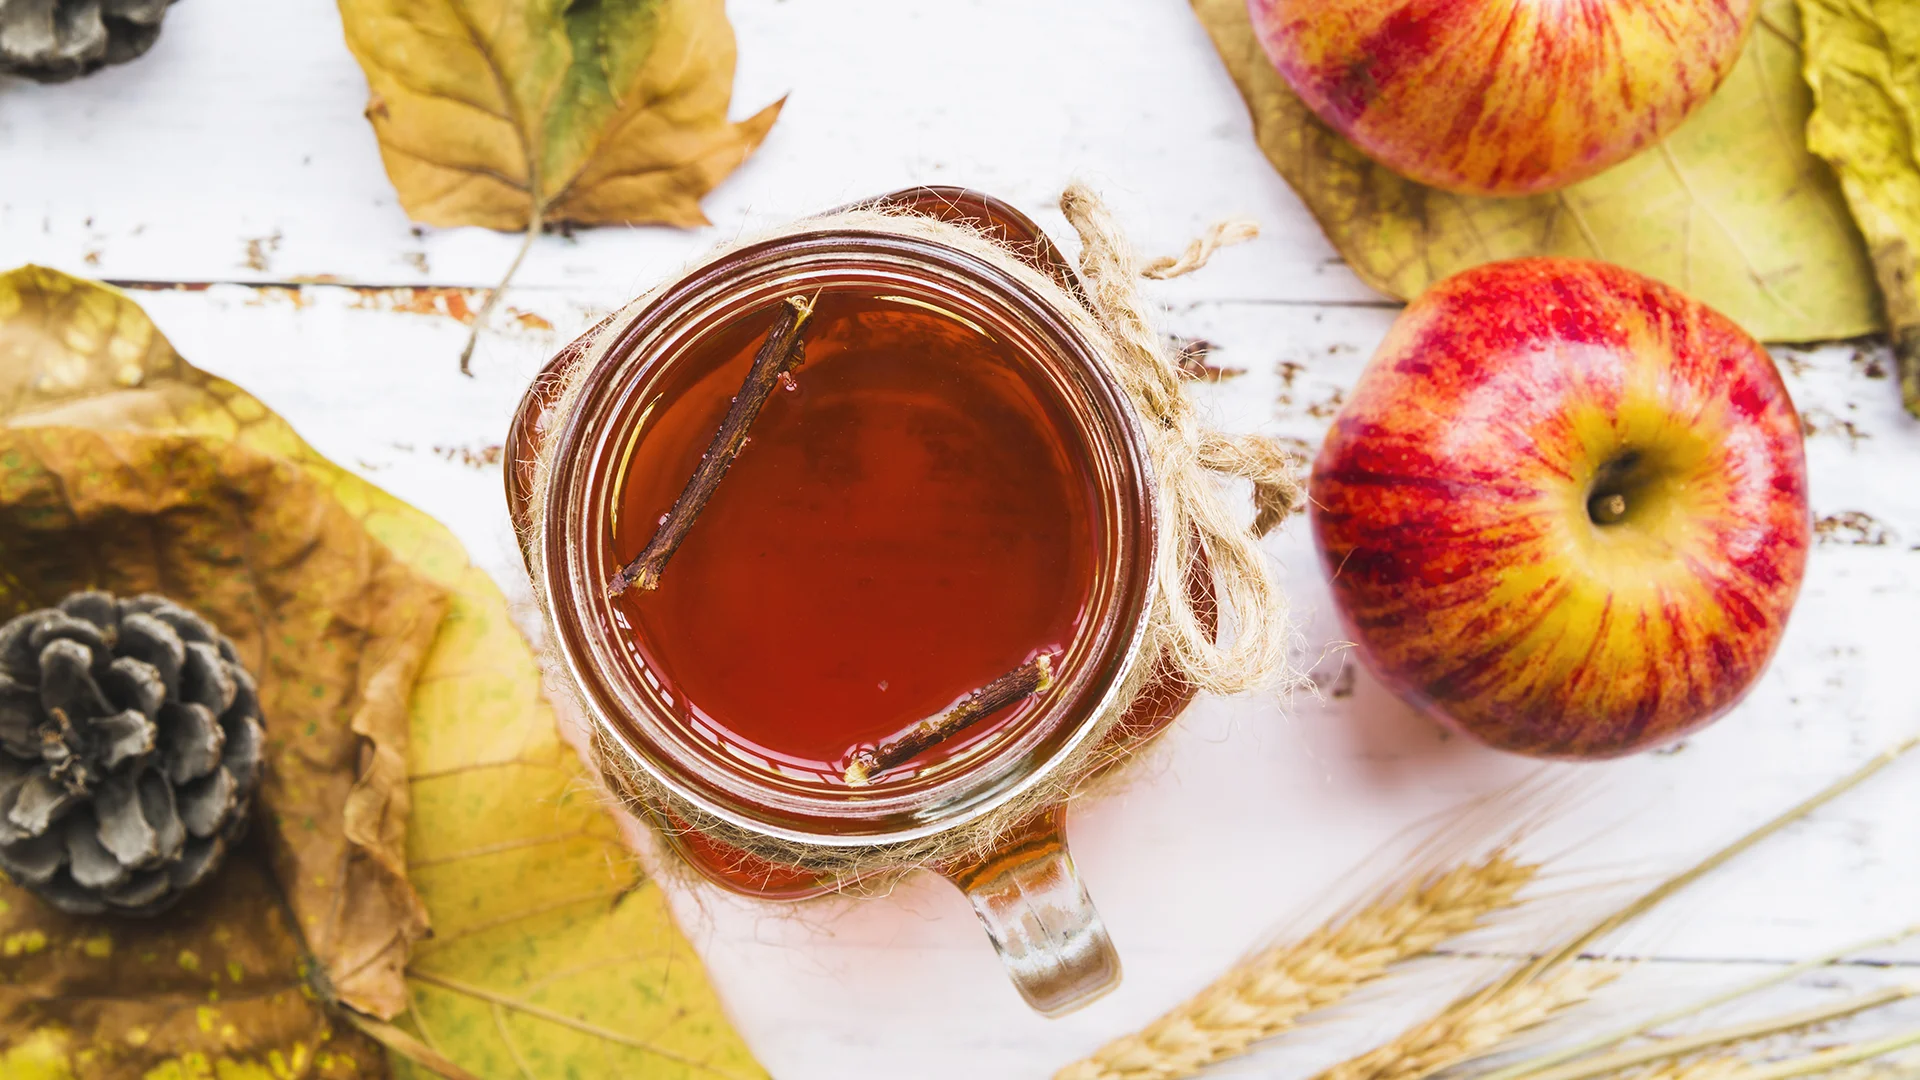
[607,295,816,597]
[843,655,1055,785]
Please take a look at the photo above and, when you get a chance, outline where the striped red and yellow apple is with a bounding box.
[1311,259,1808,758]
[1248,0,1756,195]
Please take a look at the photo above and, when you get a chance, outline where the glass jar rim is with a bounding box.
[538,224,1161,846]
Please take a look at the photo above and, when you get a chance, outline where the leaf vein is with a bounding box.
[1556,191,1607,259]
[408,969,760,1080]
[409,755,568,782]
[411,829,612,868]
[409,886,633,952]
[494,999,540,1080]
[439,0,543,216]
[1656,141,1809,320]
[377,140,530,195]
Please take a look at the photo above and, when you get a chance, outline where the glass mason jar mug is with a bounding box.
[505,190,1202,1017]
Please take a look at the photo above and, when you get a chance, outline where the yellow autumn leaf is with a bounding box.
[1192,0,1883,343]
[1799,0,1920,415]
[335,0,782,231]
[0,266,767,1080]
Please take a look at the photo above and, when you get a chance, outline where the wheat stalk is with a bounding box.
[1481,927,1920,1080]
[1626,1050,1919,1080]
[1053,851,1538,1080]
[1055,735,1920,1080]
[1515,988,1916,1080]
[1632,1059,1747,1080]
[1312,962,1621,1080]
[1817,1051,1920,1080]
[1306,735,1920,1080]
[1728,1027,1920,1080]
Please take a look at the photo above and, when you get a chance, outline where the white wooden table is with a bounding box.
[6,4,1919,1077]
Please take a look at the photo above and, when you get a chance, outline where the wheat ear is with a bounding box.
[1054,852,1538,1080]
[1313,963,1620,1080]
[1309,735,1920,1080]
[1481,927,1920,1080]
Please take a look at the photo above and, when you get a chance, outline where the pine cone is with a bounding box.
[0,592,264,916]
[0,0,179,83]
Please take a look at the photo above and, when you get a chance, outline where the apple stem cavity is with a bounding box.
[1589,492,1629,526]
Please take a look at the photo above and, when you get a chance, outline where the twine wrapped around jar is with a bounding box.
[521,185,1303,882]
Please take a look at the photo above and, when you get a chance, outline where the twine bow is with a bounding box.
[1061,184,1302,696]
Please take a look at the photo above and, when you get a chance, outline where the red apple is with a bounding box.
[1247,0,1755,195]
[1310,259,1808,758]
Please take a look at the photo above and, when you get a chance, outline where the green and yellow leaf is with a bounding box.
[334,0,782,231]
[1192,0,1883,343]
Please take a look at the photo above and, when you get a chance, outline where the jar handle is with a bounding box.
[935,806,1121,1016]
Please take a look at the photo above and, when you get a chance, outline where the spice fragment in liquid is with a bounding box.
[611,292,1100,782]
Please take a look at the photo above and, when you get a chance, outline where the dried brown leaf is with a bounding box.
[0,267,448,1022]
[0,263,445,1014]
[0,425,449,1078]
[0,853,387,1078]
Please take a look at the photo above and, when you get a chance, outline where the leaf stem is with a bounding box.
[405,968,760,1080]
[459,205,543,377]
[343,1010,485,1080]
[607,294,816,597]
[845,654,1055,785]
[1898,328,1919,420]
[243,833,459,1077]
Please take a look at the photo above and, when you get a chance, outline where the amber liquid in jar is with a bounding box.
[610,290,1101,784]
